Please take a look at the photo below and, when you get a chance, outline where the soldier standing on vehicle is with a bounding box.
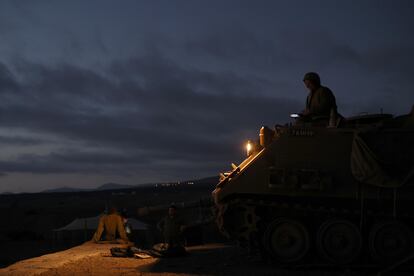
[302,72,338,119]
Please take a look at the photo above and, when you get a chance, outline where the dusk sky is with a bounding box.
[0,0,413,193]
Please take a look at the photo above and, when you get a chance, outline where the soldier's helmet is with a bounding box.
[303,72,321,85]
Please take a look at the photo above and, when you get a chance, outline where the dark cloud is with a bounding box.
[2,33,413,181]
[0,1,413,192]
[0,54,301,178]
[0,62,19,92]
[0,150,148,175]
[184,30,277,61]
[0,135,47,146]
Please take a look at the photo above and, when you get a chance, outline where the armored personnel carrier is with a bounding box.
[212,108,414,265]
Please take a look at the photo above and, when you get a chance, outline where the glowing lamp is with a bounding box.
[246,140,252,156]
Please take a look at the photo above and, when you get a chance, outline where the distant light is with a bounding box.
[290,113,300,118]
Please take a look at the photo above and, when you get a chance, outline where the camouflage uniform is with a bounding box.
[92,212,128,242]
[305,86,337,118]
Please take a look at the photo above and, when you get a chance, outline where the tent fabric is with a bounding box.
[54,215,147,231]
[350,132,414,188]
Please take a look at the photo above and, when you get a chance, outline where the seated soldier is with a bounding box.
[157,204,186,255]
[92,206,129,243]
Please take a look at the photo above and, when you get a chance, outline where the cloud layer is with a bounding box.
[0,1,413,192]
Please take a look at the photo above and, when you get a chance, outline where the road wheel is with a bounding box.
[317,219,362,264]
[369,221,414,263]
[263,218,310,263]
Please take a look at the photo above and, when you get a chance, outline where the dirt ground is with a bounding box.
[37,244,346,276]
[2,242,413,276]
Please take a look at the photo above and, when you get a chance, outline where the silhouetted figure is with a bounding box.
[302,72,337,120]
[92,207,129,243]
[120,208,132,240]
[157,204,186,255]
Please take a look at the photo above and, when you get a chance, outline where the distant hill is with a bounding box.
[96,183,135,191]
[40,176,218,194]
[41,186,88,193]
[41,183,135,193]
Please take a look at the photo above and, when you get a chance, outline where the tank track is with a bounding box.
[216,196,414,266]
